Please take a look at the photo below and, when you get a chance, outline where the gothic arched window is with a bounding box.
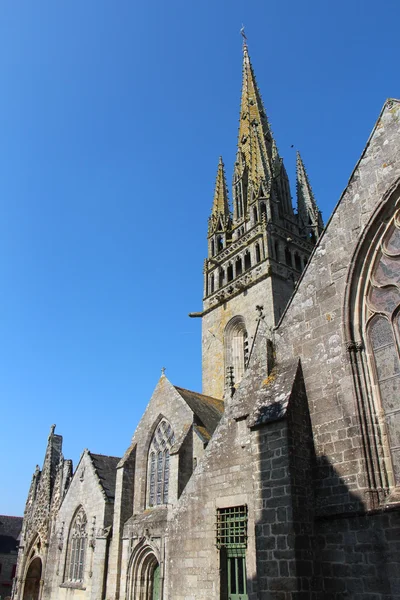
[365,213,400,484]
[66,507,87,583]
[148,420,175,507]
[225,316,249,386]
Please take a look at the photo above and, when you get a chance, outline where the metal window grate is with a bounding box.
[216,506,248,549]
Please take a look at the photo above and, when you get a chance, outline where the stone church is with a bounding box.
[12,40,400,600]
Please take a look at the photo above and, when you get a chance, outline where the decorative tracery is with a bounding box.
[148,420,175,506]
[66,507,87,583]
[365,210,400,484]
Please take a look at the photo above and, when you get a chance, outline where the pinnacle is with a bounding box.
[296,150,323,237]
[211,156,229,217]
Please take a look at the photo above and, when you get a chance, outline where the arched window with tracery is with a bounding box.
[148,419,175,507]
[365,212,400,484]
[225,316,249,387]
[65,507,87,583]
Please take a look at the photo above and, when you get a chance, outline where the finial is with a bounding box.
[161,366,166,376]
[240,25,247,48]
[48,424,56,439]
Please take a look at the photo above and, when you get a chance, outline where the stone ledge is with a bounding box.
[59,582,86,590]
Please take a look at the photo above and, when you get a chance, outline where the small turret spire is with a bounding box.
[211,156,230,217]
[207,156,232,256]
[296,151,323,243]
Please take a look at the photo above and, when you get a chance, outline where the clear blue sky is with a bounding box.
[1,0,399,515]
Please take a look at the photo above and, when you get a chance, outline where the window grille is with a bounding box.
[216,506,248,549]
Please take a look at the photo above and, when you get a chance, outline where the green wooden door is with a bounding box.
[152,564,160,600]
[227,552,248,600]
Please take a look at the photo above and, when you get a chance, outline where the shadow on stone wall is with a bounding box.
[251,421,400,600]
[311,455,400,600]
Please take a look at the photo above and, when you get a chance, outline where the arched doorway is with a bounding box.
[128,541,161,600]
[22,557,42,600]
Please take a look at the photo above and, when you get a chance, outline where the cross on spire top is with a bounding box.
[240,25,247,47]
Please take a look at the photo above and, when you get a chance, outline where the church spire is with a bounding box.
[201,38,319,399]
[296,151,324,243]
[233,38,274,223]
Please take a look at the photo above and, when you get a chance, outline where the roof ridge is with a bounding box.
[173,384,222,402]
[86,452,120,502]
[88,452,121,461]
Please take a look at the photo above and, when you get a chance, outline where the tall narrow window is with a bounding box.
[216,506,248,600]
[365,217,400,483]
[253,206,258,223]
[285,247,292,266]
[149,452,156,506]
[235,257,243,277]
[225,316,248,386]
[66,507,87,583]
[227,264,233,282]
[147,419,175,506]
[244,252,251,271]
[210,273,215,294]
[255,243,261,263]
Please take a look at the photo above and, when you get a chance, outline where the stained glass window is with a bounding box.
[148,419,175,506]
[366,216,400,484]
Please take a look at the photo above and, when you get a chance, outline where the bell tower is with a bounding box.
[196,38,323,400]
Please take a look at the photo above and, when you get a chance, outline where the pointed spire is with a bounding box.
[296,151,324,242]
[212,156,230,217]
[233,37,275,222]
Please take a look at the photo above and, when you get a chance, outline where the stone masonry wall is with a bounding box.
[202,276,276,399]
[251,365,316,599]
[43,451,112,600]
[107,375,205,600]
[313,509,400,599]
[275,100,400,513]
[165,408,258,600]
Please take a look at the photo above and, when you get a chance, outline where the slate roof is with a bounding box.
[89,453,121,501]
[0,516,22,553]
[174,386,224,435]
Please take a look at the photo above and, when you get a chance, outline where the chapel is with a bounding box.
[12,39,400,600]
